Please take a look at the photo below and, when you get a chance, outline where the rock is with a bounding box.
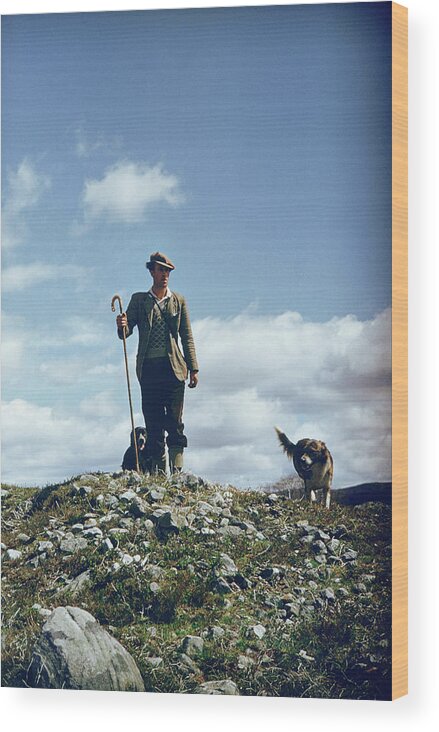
[322,588,336,603]
[145,657,163,669]
[38,541,54,553]
[149,490,165,502]
[327,538,341,554]
[27,606,145,691]
[208,626,225,640]
[180,635,204,657]
[314,530,331,541]
[212,577,233,594]
[217,552,238,578]
[250,624,266,640]
[57,570,91,597]
[100,538,114,552]
[234,573,252,590]
[71,523,84,534]
[311,540,327,554]
[128,496,149,518]
[196,680,239,695]
[120,490,137,503]
[156,511,187,536]
[178,653,201,674]
[259,567,282,581]
[17,533,32,544]
[59,537,88,554]
[238,654,255,670]
[342,549,358,562]
[218,525,242,538]
[4,549,22,561]
[1,489,9,498]
[353,583,367,594]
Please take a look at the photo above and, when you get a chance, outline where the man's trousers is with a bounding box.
[140,357,187,462]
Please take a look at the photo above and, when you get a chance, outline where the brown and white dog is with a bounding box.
[275,427,333,508]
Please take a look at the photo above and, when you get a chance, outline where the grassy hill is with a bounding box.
[1,470,392,699]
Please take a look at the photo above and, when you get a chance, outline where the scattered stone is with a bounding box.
[57,570,91,597]
[327,538,341,554]
[218,525,242,538]
[250,624,266,640]
[196,680,239,695]
[149,490,165,502]
[145,657,163,669]
[322,588,336,603]
[217,553,238,577]
[180,635,204,657]
[82,527,103,539]
[238,654,255,670]
[59,537,88,554]
[342,549,358,562]
[71,523,84,534]
[259,567,282,581]
[213,577,233,594]
[27,606,145,691]
[38,541,54,554]
[298,649,315,662]
[4,549,22,562]
[100,538,114,552]
[128,496,149,518]
[120,490,137,503]
[178,653,201,674]
[17,533,32,544]
[311,540,327,554]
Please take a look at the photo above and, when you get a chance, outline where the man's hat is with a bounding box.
[146,251,175,271]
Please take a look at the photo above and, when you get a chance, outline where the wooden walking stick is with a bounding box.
[111,294,140,473]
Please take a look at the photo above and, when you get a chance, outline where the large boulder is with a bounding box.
[27,606,144,691]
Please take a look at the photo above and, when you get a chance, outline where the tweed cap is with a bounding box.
[146,251,175,271]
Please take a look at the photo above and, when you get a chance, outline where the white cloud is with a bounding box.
[184,308,392,488]
[1,263,89,293]
[1,398,142,485]
[1,308,392,490]
[82,161,183,223]
[2,159,50,249]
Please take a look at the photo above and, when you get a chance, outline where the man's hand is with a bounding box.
[116,313,128,330]
[188,371,199,389]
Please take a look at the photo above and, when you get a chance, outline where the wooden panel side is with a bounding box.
[391,1,408,701]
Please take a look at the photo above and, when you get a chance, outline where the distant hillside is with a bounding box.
[1,471,392,699]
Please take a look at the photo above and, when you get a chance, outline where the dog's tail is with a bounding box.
[274,426,296,459]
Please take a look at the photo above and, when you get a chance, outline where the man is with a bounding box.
[116,251,198,474]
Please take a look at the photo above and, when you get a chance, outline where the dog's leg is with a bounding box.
[310,489,317,504]
[325,489,331,509]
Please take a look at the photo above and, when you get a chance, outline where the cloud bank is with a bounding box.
[2,159,51,249]
[1,308,391,489]
[82,161,183,223]
[1,263,89,293]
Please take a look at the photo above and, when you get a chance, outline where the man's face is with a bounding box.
[151,263,171,289]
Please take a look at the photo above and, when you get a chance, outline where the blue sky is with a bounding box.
[2,3,392,487]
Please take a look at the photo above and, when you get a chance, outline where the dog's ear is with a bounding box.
[274,427,296,458]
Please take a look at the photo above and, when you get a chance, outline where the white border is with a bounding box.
[1,1,438,730]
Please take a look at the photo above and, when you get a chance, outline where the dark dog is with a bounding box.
[275,427,333,508]
[122,427,151,473]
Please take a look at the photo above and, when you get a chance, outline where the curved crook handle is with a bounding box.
[111,294,123,314]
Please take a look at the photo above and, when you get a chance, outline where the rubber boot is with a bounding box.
[169,446,184,474]
[151,452,167,475]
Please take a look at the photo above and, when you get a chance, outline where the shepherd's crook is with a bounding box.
[111,294,140,473]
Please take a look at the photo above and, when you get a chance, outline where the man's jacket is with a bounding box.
[118,291,199,382]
